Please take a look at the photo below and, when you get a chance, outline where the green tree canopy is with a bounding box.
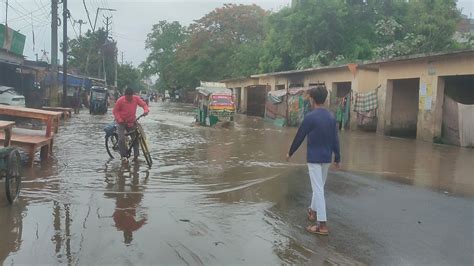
[117,63,143,91]
[142,1,466,91]
[142,4,268,91]
[67,28,117,84]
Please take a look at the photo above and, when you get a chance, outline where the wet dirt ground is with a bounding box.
[1,102,473,265]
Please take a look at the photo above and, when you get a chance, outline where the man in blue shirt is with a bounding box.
[287,85,341,235]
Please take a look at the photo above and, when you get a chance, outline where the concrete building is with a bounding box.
[223,49,474,146]
[367,50,474,143]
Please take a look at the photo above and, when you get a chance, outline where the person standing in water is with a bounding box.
[287,85,341,235]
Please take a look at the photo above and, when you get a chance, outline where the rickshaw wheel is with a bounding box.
[105,133,119,159]
[5,149,21,204]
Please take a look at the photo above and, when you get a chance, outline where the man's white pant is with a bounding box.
[308,163,330,222]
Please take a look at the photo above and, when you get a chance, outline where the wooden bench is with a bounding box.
[0,121,15,147]
[42,106,73,119]
[0,106,62,166]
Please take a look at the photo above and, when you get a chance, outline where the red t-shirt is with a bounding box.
[113,95,149,127]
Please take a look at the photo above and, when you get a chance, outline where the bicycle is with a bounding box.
[104,114,152,167]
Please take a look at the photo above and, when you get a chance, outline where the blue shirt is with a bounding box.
[288,108,341,163]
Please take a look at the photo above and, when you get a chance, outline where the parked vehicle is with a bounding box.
[195,82,235,126]
[89,86,108,115]
[0,86,26,107]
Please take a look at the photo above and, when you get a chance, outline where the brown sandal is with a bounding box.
[307,208,316,222]
[306,224,329,236]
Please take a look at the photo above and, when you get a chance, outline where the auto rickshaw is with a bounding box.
[89,86,108,115]
[196,82,235,126]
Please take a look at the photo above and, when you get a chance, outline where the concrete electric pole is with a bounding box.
[75,19,87,37]
[51,0,59,106]
[104,15,112,38]
[62,0,69,107]
[114,47,118,88]
[5,0,8,27]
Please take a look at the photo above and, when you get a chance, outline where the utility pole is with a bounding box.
[121,51,124,65]
[103,15,112,38]
[102,15,112,85]
[114,47,118,88]
[62,0,69,107]
[5,0,8,27]
[103,51,107,86]
[93,8,116,32]
[75,19,87,37]
[51,0,59,106]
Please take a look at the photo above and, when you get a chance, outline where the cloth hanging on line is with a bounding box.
[356,109,377,128]
[354,87,379,113]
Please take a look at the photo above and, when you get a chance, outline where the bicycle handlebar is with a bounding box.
[135,113,147,122]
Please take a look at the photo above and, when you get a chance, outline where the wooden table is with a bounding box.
[0,121,15,147]
[42,106,74,119]
[0,106,62,167]
[0,105,62,136]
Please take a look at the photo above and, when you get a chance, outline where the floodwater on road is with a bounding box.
[0,102,473,265]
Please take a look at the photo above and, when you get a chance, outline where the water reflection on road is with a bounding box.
[0,102,472,265]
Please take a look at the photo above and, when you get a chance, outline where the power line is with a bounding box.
[12,0,31,15]
[34,0,51,19]
[110,32,145,43]
[82,0,93,32]
[6,1,50,24]
[7,5,49,23]
[69,16,78,39]
[7,0,48,23]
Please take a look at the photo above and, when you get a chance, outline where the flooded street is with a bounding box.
[1,102,473,265]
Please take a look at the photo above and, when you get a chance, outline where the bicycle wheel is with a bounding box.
[105,133,119,159]
[5,149,21,204]
[139,136,152,167]
[136,125,152,167]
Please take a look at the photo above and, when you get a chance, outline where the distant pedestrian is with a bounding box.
[286,85,341,236]
[114,90,120,102]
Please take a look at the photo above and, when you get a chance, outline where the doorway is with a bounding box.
[389,78,420,138]
[246,85,267,117]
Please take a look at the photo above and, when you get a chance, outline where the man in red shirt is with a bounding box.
[113,88,149,162]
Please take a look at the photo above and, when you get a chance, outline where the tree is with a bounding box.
[176,4,268,87]
[142,1,464,83]
[374,0,461,59]
[142,21,188,91]
[143,4,268,91]
[67,28,117,84]
[229,41,264,77]
[117,63,143,91]
[259,0,462,71]
[404,0,460,52]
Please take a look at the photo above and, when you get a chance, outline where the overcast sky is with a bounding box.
[2,0,474,66]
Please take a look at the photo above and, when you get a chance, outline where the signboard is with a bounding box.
[0,24,26,56]
[200,81,226,88]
